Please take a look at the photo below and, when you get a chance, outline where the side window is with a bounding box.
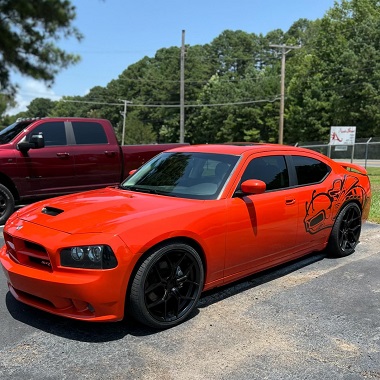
[292,155,331,185]
[72,122,108,144]
[240,156,289,191]
[26,122,67,146]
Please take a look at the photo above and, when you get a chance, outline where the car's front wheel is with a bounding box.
[129,242,204,329]
[327,202,362,257]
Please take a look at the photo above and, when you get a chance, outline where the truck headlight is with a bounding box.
[60,245,118,269]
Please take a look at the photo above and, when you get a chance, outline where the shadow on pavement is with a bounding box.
[5,251,326,342]
[5,292,160,342]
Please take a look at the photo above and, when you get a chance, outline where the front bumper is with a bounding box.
[0,220,135,322]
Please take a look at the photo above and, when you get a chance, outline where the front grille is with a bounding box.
[4,232,52,272]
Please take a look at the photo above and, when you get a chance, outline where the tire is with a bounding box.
[0,184,15,225]
[129,243,204,329]
[326,202,362,258]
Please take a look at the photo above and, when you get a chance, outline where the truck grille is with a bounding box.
[4,232,52,272]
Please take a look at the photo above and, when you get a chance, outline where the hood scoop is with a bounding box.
[41,206,64,216]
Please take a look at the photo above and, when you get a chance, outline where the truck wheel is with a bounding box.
[0,184,15,225]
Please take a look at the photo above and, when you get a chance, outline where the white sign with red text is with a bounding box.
[329,126,356,145]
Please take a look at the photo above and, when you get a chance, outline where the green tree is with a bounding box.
[25,97,56,117]
[0,0,82,94]
[286,0,380,142]
[123,112,156,144]
[50,95,87,116]
[0,93,16,121]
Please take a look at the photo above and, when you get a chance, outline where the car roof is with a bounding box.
[167,143,318,156]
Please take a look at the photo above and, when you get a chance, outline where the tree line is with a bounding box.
[2,0,380,145]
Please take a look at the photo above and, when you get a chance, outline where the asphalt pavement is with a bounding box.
[0,223,379,380]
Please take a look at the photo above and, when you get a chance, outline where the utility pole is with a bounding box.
[120,99,132,145]
[180,30,185,143]
[269,44,300,145]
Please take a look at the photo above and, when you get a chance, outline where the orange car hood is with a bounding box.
[17,187,201,234]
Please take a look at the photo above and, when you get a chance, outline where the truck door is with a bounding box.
[16,121,77,197]
[70,121,122,190]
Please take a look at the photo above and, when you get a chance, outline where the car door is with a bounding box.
[288,155,338,250]
[70,121,122,190]
[16,121,77,197]
[224,154,299,280]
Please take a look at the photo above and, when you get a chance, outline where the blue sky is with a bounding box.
[11,0,336,114]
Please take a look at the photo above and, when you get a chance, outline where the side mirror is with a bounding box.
[17,134,45,152]
[241,179,266,195]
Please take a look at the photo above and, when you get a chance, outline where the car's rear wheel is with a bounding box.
[327,202,362,257]
[129,243,204,329]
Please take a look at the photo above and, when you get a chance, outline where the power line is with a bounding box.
[63,97,281,108]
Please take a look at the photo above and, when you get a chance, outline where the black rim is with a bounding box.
[144,249,201,323]
[338,206,361,253]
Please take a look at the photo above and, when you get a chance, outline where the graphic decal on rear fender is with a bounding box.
[304,175,365,234]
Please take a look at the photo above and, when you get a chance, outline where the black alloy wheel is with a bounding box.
[327,202,362,257]
[129,243,204,329]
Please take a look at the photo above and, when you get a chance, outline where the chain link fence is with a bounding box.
[296,137,380,168]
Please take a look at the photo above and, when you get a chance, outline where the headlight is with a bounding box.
[60,245,118,269]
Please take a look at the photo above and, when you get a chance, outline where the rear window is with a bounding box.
[292,156,331,185]
[72,122,108,144]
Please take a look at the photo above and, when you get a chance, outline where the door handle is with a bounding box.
[285,198,296,205]
[56,152,70,158]
[104,151,117,157]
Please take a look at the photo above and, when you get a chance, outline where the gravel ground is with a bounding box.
[0,223,379,380]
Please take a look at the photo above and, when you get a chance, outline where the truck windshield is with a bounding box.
[0,120,34,144]
[121,151,239,200]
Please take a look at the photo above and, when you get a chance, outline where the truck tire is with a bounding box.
[0,184,15,225]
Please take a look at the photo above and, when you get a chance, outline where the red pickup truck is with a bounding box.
[0,117,183,224]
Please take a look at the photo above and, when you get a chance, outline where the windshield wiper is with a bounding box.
[122,185,154,193]
[122,185,176,197]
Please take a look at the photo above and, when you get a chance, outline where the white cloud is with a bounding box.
[8,79,61,115]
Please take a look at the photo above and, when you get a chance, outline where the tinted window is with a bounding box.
[292,155,331,185]
[72,122,108,144]
[26,122,67,146]
[240,155,289,191]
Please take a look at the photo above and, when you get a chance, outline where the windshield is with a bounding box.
[121,152,240,200]
[0,120,34,144]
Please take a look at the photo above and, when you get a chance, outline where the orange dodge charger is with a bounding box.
[0,144,372,329]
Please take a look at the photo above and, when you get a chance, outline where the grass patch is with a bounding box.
[367,167,380,224]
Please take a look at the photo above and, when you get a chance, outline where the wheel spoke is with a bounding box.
[178,295,196,301]
[164,298,168,320]
[145,281,164,294]
[153,265,165,282]
[146,297,166,309]
[164,254,175,277]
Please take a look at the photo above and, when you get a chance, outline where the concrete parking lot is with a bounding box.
[0,223,379,380]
